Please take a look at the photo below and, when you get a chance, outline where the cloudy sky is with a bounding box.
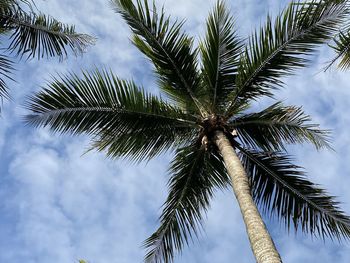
[1,0,350,262]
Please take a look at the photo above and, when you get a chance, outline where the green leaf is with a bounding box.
[144,143,229,263]
[328,30,350,70]
[238,146,350,240]
[25,69,198,162]
[200,0,243,113]
[1,3,95,60]
[226,0,348,115]
[229,102,331,151]
[0,53,14,100]
[111,0,206,115]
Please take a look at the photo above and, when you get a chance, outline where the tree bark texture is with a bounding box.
[214,130,282,263]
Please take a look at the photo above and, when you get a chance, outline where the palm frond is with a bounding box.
[111,0,206,115]
[90,123,197,162]
[25,69,198,162]
[0,0,34,9]
[144,143,229,263]
[238,146,350,240]
[0,53,14,100]
[0,0,21,10]
[226,0,348,116]
[229,102,331,151]
[327,30,350,70]
[0,0,12,11]
[0,3,95,60]
[200,0,243,113]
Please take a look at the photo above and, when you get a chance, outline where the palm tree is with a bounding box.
[25,0,350,262]
[0,0,94,106]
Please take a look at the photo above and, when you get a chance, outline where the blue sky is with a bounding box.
[1,0,350,262]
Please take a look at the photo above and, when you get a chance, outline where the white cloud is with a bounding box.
[5,134,170,263]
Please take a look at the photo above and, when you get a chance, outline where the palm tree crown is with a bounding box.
[25,0,350,262]
[0,0,94,104]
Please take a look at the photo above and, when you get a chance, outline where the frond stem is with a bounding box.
[30,106,198,126]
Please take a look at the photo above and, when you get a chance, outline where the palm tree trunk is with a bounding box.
[214,130,282,263]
